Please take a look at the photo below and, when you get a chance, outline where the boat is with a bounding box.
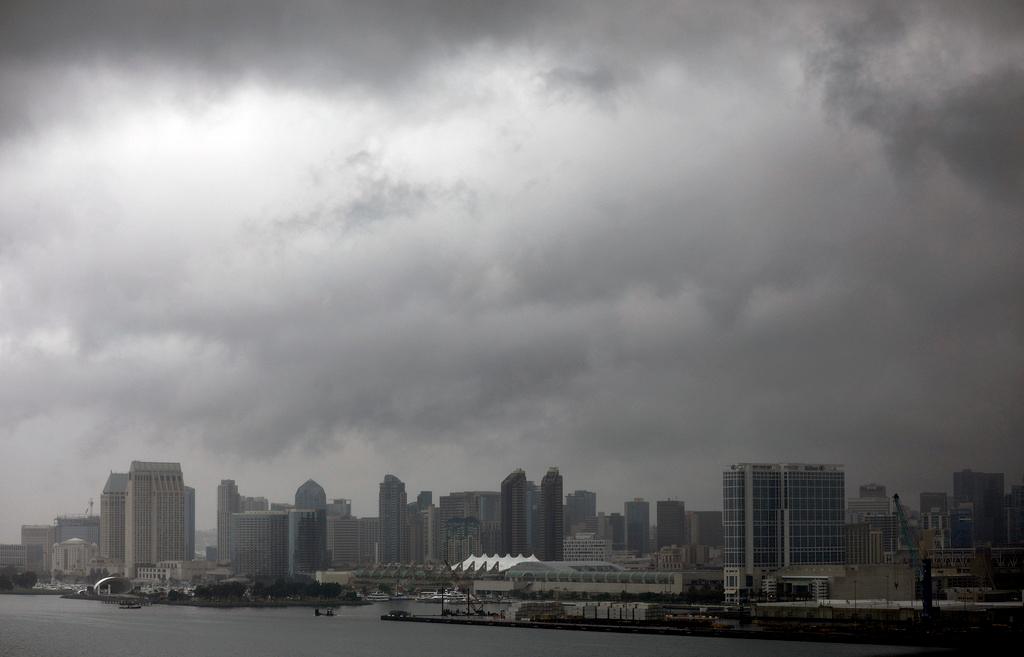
[118,600,142,610]
[365,592,391,602]
[416,589,470,604]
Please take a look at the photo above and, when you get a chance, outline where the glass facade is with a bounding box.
[723,463,845,591]
[784,468,844,564]
[723,471,745,568]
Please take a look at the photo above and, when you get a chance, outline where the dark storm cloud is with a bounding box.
[1,1,1023,533]
[0,1,798,136]
[811,1,1024,200]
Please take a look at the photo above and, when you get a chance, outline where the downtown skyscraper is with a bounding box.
[538,467,564,561]
[656,499,686,549]
[100,472,128,562]
[125,461,186,577]
[625,498,650,556]
[217,479,240,563]
[379,474,407,563]
[953,469,1006,545]
[501,469,528,556]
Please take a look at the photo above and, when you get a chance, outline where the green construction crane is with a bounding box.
[893,494,919,572]
[893,493,934,619]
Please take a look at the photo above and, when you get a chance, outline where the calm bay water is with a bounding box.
[0,595,935,657]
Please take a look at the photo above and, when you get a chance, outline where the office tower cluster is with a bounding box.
[219,478,333,579]
[717,464,1023,604]
[8,455,1016,605]
[7,462,195,580]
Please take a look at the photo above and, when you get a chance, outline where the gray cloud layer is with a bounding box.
[1,1,1022,534]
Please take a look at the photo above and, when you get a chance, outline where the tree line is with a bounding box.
[191,579,357,600]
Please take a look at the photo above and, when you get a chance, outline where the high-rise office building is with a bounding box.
[230,511,289,579]
[606,512,626,551]
[687,511,724,547]
[184,486,195,561]
[217,480,240,563]
[406,502,425,563]
[526,481,541,554]
[416,505,436,563]
[358,517,381,564]
[417,491,433,511]
[293,480,327,572]
[953,469,1005,545]
[847,490,891,522]
[859,483,887,498]
[920,510,951,550]
[539,467,564,561]
[55,515,101,547]
[625,498,650,556]
[100,472,128,562]
[656,500,687,549]
[288,508,327,576]
[443,516,481,563]
[327,498,352,517]
[327,515,360,566]
[920,491,948,514]
[501,469,528,556]
[480,520,502,555]
[844,523,883,564]
[125,461,186,577]
[379,474,407,563]
[565,490,597,536]
[438,490,495,561]
[950,502,975,548]
[241,496,269,512]
[723,463,845,602]
[20,525,55,573]
[1005,479,1024,544]
[295,479,327,511]
[477,492,501,523]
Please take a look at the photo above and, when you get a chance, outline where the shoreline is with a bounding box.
[59,594,371,608]
[379,613,1017,654]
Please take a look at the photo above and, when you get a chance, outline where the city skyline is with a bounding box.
[3,461,1023,543]
[1,2,1022,548]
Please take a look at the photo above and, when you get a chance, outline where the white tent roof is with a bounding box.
[457,553,540,573]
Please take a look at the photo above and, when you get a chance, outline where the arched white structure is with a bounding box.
[94,576,132,595]
[457,553,540,573]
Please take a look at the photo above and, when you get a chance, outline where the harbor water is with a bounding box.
[0,595,938,657]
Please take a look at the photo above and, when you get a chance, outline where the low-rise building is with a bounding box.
[563,533,611,561]
[0,544,28,571]
[52,539,98,577]
[761,563,915,602]
[471,560,722,597]
[21,525,56,573]
[655,544,721,569]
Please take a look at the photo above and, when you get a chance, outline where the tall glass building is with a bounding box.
[288,508,327,576]
[230,511,289,579]
[624,498,650,556]
[723,463,845,602]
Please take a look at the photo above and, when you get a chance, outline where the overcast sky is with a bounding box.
[1,1,1022,541]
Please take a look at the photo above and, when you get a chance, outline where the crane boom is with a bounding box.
[893,492,933,619]
[892,493,918,572]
